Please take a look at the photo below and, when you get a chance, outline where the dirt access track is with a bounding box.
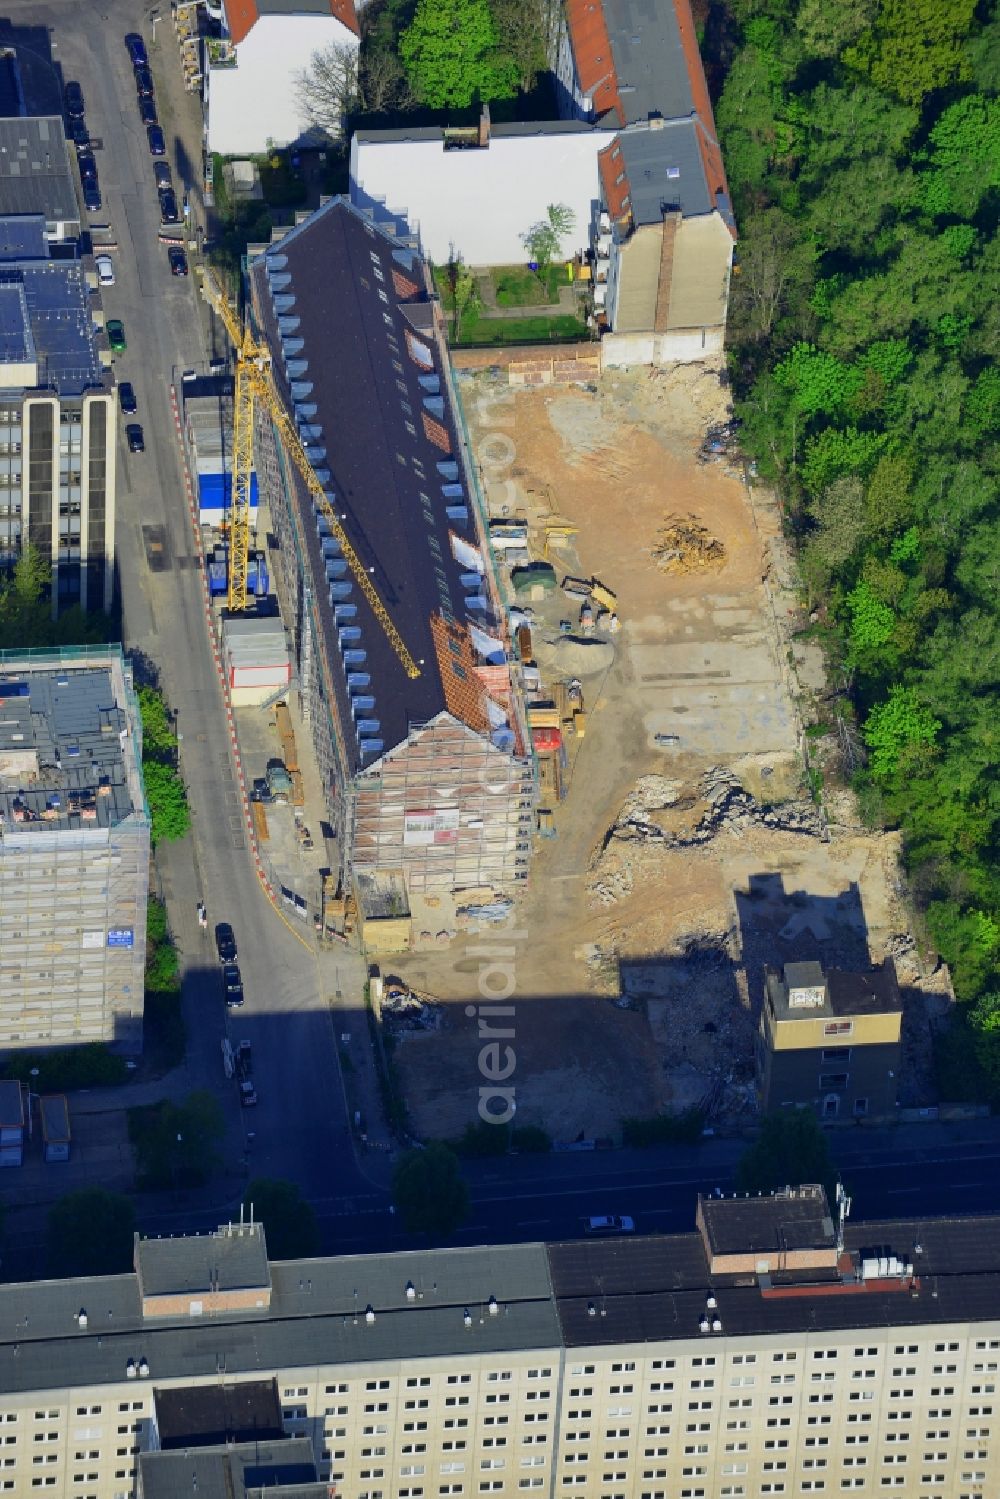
[391,366,920,1144]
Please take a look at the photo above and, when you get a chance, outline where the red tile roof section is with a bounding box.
[564,0,624,126]
[225,0,359,45]
[598,139,631,224]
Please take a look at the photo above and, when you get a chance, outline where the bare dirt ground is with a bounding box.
[391,366,946,1142]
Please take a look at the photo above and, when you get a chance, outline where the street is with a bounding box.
[10,0,371,1208]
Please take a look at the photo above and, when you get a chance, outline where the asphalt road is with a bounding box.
[15,0,369,1206]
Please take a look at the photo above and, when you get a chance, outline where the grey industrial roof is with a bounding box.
[139,1438,323,1499]
[0,664,140,832]
[700,1188,835,1256]
[0,116,77,227]
[249,197,492,768]
[256,0,340,16]
[0,1216,998,1394]
[136,1224,270,1298]
[154,1378,283,1448]
[603,0,694,125]
[618,117,712,224]
[0,214,104,395]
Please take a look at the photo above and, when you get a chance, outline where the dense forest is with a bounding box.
[712,0,1000,1090]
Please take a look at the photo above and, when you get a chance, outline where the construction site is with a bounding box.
[386,362,952,1143]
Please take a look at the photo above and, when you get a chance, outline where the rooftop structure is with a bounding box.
[152,1378,284,1448]
[0,213,102,395]
[0,648,149,1053]
[139,1436,325,1499]
[351,114,614,267]
[206,0,359,155]
[248,199,532,897]
[0,115,80,241]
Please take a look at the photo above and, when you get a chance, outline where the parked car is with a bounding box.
[95,254,114,287]
[236,1041,257,1106]
[153,160,172,189]
[215,922,237,963]
[138,96,157,127]
[222,963,244,1009]
[158,187,178,224]
[125,32,148,68]
[585,1215,635,1234]
[106,318,126,352]
[78,151,97,184]
[118,382,137,414]
[69,118,90,151]
[168,246,188,277]
[147,124,165,157]
[251,777,273,804]
[134,65,154,99]
[126,424,145,453]
[83,182,102,213]
[64,81,85,119]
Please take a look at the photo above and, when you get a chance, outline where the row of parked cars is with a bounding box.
[125,32,183,239]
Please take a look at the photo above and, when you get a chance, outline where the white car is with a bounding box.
[95,254,115,287]
[585,1214,635,1234]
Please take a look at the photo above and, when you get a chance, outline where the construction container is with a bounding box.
[591,580,618,612]
[0,1079,24,1168]
[574,709,588,737]
[40,1094,71,1163]
[532,726,562,752]
[223,614,291,705]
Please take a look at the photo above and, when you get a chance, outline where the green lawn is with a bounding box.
[453,309,589,346]
[492,263,568,307]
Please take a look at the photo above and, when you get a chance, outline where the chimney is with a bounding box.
[478,104,491,148]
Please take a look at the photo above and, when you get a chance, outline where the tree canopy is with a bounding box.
[736,1109,837,1203]
[47,1189,136,1278]
[714,0,1000,1093]
[400,0,518,109]
[137,685,190,846]
[128,1091,224,1190]
[392,1143,470,1235]
[244,1178,321,1260]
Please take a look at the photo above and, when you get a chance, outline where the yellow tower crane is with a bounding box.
[201,271,421,680]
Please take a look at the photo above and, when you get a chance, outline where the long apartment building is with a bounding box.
[3,1187,1000,1499]
[0,646,149,1053]
[0,215,116,612]
[247,198,534,901]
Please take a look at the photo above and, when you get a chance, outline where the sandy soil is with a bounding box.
[391,366,930,1143]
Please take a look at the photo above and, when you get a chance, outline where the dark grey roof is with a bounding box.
[136,1224,270,1298]
[154,1379,283,1448]
[39,1093,70,1143]
[139,1437,323,1499]
[354,119,603,145]
[0,22,62,117]
[0,1078,23,1128]
[0,116,77,227]
[700,1187,835,1256]
[249,197,492,766]
[0,664,139,831]
[767,959,901,1023]
[602,0,693,125]
[255,0,341,17]
[618,117,712,224]
[0,215,104,396]
[0,210,45,258]
[0,280,33,362]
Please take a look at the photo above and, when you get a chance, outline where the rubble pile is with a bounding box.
[653,513,727,574]
[381,984,442,1034]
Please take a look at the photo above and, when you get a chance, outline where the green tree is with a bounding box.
[137,685,177,759]
[490,0,547,93]
[795,0,873,59]
[924,95,1000,219]
[47,1189,135,1278]
[244,1178,320,1260]
[521,203,576,274]
[863,686,941,779]
[846,0,977,107]
[736,1109,837,1203]
[142,759,191,845]
[400,0,518,108]
[392,1143,470,1234]
[129,1091,224,1190]
[445,258,482,342]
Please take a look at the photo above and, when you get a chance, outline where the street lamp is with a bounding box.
[25,1067,41,1142]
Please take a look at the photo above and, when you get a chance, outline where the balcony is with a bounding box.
[206,37,237,67]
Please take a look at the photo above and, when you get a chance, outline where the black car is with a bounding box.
[139,96,157,126]
[215,922,237,963]
[126,424,145,453]
[69,118,90,151]
[222,963,245,1009]
[83,183,102,212]
[134,65,154,99]
[118,382,137,414]
[251,776,273,804]
[78,151,97,184]
[125,32,148,68]
[158,187,178,224]
[64,81,85,119]
[147,124,165,157]
[153,160,172,189]
[168,246,188,276]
